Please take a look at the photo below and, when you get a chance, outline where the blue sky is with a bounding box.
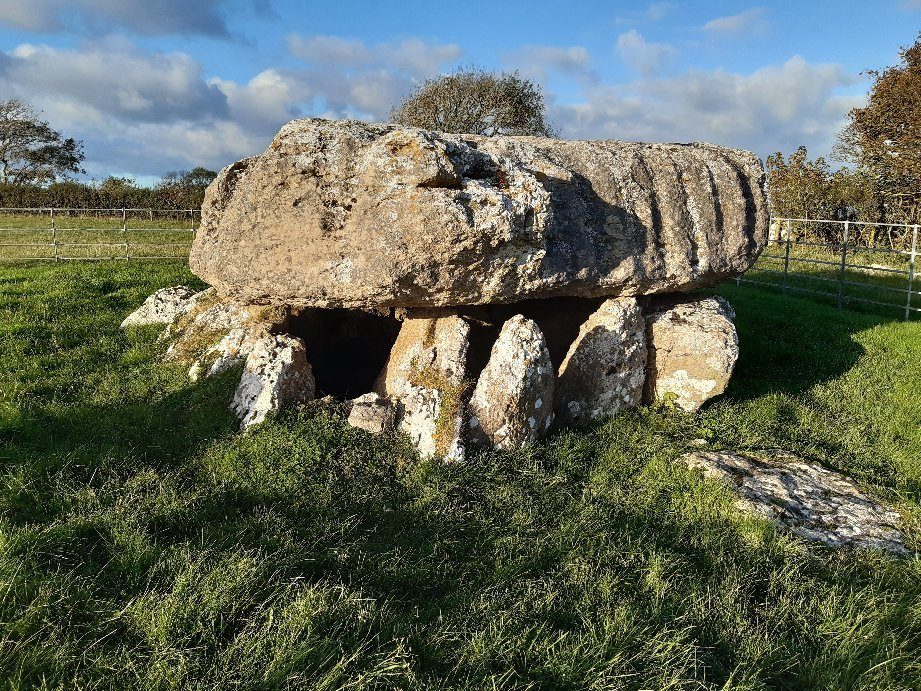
[0,0,918,184]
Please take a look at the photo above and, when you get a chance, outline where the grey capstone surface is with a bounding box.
[190,118,768,309]
[680,450,911,555]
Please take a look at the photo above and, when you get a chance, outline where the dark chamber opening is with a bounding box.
[286,296,605,400]
[287,307,402,398]
[458,296,605,382]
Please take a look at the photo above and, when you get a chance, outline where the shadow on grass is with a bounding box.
[0,368,240,524]
[713,283,887,402]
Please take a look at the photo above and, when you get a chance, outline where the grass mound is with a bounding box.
[1,261,920,689]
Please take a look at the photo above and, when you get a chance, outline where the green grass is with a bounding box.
[746,239,920,319]
[1,261,921,690]
[0,212,197,261]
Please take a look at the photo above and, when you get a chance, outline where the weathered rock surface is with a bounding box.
[187,326,253,382]
[555,297,646,425]
[190,118,768,309]
[680,450,910,555]
[159,291,291,373]
[231,333,315,429]
[468,315,554,450]
[375,310,470,461]
[644,295,738,411]
[121,285,199,328]
[348,392,397,434]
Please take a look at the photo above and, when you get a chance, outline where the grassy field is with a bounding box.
[745,239,920,319]
[0,212,198,261]
[1,261,921,690]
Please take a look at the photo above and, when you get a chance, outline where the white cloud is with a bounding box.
[286,35,373,67]
[0,29,861,181]
[703,7,769,36]
[0,0,259,36]
[616,30,677,77]
[554,56,859,161]
[504,45,595,83]
[287,34,461,76]
[4,40,227,124]
[616,2,675,24]
[0,34,464,177]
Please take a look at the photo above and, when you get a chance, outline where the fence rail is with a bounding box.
[0,207,199,261]
[1,208,918,321]
[738,217,919,321]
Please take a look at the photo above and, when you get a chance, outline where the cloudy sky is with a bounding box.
[0,0,918,184]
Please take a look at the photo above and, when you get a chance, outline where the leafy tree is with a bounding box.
[766,146,834,220]
[835,32,921,223]
[156,167,218,208]
[391,68,555,137]
[0,98,84,185]
[766,146,881,244]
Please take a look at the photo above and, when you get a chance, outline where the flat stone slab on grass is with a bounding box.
[679,450,910,555]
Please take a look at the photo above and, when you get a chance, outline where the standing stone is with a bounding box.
[187,326,253,381]
[468,315,554,451]
[120,285,198,328]
[231,333,315,429]
[644,295,738,412]
[375,310,470,461]
[555,297,646,425]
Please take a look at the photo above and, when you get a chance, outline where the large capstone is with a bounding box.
[190,119,768,309]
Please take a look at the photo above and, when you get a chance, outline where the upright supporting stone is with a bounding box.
[644,295,738,412]
[375,310,470,461]
[468,315,554,451]
[554,297,646,426]
[231,333,315,429]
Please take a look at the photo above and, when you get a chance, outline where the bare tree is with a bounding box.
[391,68,555,137]
[0,98,85,185]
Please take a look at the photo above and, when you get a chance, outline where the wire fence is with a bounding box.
[0,207,199,261]
[1,207,918,321]
[738,217,919,321]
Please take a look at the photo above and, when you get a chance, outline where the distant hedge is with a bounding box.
[0,179,209,211]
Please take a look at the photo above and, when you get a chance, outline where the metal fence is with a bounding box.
[738,217,919,321]
[0,207,199,261]
[1,207,918,321]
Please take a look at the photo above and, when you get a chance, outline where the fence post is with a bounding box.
[837,221,849,310]
[50,207,58,262]
[121,207,127,233]
[906,225,918,321]
[782,219,792,296]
